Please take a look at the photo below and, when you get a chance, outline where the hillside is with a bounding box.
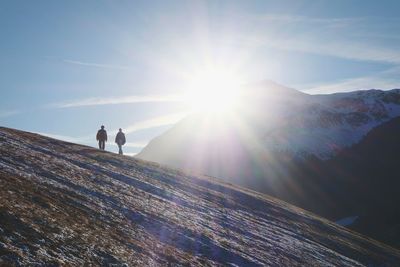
[1,127,400,266]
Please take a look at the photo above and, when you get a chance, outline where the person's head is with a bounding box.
[119,128,122,132]
[101,125,105,129]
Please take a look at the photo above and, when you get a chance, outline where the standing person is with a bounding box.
[115,128,126,155]
[96,125,107,150]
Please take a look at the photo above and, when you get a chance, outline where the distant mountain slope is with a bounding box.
[138,83,400,164]
[1,127,400,266]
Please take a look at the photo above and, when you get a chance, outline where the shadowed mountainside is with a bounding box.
[302,116,400,248]
[1,127,400,266]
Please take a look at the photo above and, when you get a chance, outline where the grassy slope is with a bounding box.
[0,127,399,266]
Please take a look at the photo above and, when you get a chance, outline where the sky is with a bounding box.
[1,0,400,155]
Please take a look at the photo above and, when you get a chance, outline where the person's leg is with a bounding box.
[101,141,105,150]
[118,144,123,155]
[98,141,102,149]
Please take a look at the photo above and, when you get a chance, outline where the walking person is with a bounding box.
[115,128,126,155]
[96,125,107,150]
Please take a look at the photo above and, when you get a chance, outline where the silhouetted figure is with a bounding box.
[96,125,107,150]
[115,128,126,155]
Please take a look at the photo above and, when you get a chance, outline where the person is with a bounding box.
[115,128,126,155]
[96,125,107,150]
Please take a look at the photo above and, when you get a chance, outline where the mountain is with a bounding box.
[138,82,400,163]
[1,127,400,266]
[136,82,400,246]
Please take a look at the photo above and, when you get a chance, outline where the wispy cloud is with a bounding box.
[63,59,131,70]
[239,14,400,64]
[253,14,363,27]
[50,94,183,108]
[301,66,400,94]
[120,112,187,134]
[265,37,400,64]
[34,113,187,147]
[236,14,400,93]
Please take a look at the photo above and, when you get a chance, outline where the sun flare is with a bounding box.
[184,68,242,114]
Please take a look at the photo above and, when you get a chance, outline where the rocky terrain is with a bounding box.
[1,127,400,266]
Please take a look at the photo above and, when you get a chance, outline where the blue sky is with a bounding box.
[1,0,399,154]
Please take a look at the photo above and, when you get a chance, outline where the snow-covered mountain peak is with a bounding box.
[259,88,400,158]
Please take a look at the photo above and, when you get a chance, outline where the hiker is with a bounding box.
[115,128,126,155]
[96,125,107,150]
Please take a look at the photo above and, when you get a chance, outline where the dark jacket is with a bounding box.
[115,132,126,145]
[96,129,108,141]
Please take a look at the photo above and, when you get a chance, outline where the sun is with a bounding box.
[184,68,242,114]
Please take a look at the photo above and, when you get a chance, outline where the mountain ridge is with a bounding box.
[138,87,400,163]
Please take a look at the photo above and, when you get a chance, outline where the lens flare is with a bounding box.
[184,68,242,113]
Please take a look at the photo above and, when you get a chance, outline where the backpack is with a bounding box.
[97,129,107,141]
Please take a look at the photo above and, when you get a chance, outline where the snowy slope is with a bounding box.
[267,88,400,159]
[1,127,400,266]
